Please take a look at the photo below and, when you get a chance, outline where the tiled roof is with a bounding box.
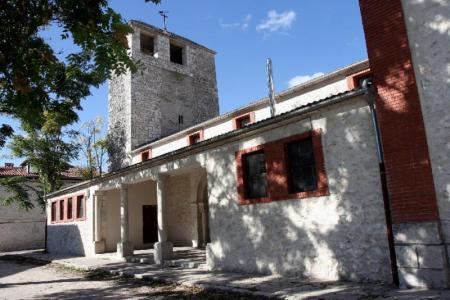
[0,166,82,180]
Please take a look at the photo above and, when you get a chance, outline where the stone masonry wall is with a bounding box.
[108,22,219,171]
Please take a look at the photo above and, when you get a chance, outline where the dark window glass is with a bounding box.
[51,202,57,222]
[190,133,201,145]
[357,74,373,88]
[141,151,150,161]
[244,152,268,199]
[67,198,73,220]
[237,116,251,129]
[140,33,154,55]
[287,138,317,193]
[76,196,84,219]
[59,200,65,220]
[170,43,183,65]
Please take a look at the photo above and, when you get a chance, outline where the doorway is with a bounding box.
[142,205,158,244]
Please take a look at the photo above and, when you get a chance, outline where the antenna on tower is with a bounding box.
[267,58,276,117]
[159,11,169,31]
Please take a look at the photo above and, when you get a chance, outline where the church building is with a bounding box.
[45,1,450,288]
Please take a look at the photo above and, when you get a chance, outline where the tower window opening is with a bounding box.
[140,33,155,55]
[170,43,183,65]
[178,115,184,124]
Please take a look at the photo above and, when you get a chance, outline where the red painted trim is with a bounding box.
[187,129,205,146]
[346,69,372,90]
[233,112,256,130]
[236,129,329,205]
[50,192,86,224]
[141,149,152,162]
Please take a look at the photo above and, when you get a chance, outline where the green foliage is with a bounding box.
[10,111,79,198]
[0,0,161,142]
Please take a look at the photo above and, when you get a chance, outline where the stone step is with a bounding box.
[163,260,206,269]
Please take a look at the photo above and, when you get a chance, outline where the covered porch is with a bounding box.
[92,164,210,266]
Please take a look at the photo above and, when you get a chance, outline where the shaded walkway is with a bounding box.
[1,250,449,299]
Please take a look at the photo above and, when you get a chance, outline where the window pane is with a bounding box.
[170,43,183,65]
[245,152,267,198]
[59,200,65,220]
[140,33,154,55]
[51,202,57,222]
[76,196,84,219]
[67,198,73,219]
[238,117,251,128]
[287,138,317,193]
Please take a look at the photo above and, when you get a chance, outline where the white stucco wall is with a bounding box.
[205,96,392,283]
[401,0,450,243]
[46,188,94,256]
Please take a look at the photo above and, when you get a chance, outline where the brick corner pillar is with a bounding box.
[359,0,448,288]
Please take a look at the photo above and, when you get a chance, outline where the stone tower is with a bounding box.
[108,20,219,171]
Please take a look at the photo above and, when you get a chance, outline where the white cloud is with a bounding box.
[288,72,325,87]
[256,10,296,34]
[220,14,252,31]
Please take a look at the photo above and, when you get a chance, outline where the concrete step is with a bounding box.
[126,256,153,264]
[163,259,206,269]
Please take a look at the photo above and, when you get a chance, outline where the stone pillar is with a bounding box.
[93,192,106,254]
[154,174,173,264]
[117,184,133,258]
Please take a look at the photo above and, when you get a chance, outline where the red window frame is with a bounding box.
[141,149,152,162]
[51,202,57,222]
[346,69,372,90]
[187,130,204,146]
[233,112,256,130]
[49,193,86,223]
[67,197,73,220]
[75,195,86,221]
[236,129,329,205]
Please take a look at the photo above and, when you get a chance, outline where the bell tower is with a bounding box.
[108,20,219,171]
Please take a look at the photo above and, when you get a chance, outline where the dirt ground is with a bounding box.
[0,259,259,300]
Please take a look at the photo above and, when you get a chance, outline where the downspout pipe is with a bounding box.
[362,78,399,287]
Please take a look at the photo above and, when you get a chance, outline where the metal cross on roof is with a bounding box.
[159,11,169,30]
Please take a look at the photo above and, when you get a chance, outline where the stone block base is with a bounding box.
[393,221,449,288]
[94,240,106,254]
[154,241,173,264]
[117,241,134,258]
[206,243,215,271]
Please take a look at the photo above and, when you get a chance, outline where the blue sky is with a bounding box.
[1,0,367,164]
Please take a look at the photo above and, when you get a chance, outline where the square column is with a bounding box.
[117,184,133,258]
[154,174,173,264]
[93,191,105,254]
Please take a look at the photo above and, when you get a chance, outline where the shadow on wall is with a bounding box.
[108,124,127,172]
[47,224,85,257]
[207,98,392,284]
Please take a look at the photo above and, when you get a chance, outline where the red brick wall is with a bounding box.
[359,0,438,223]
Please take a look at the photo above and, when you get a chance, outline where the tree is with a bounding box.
[1,111,79,209]
[0,0,160,146]
[78,116,108,179]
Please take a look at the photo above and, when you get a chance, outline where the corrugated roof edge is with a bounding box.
[46,87,367,199]
[132,59,369,152]
[130,20,216,55]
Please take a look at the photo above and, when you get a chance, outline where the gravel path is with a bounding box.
[0,260,257,299]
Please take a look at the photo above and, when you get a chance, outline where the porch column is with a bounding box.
[93,191,105,253]
[154,174,173,264]
[117,183,133,258]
